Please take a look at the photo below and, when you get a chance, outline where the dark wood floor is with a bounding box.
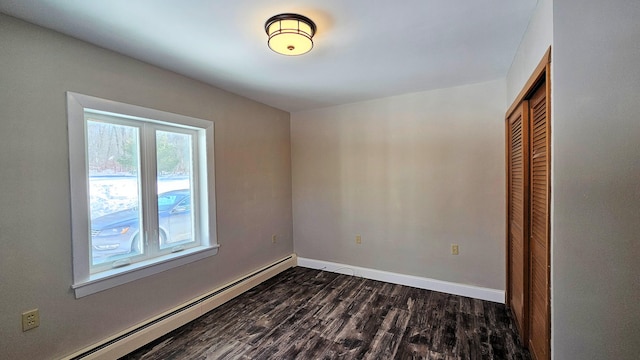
[122,267,529,360]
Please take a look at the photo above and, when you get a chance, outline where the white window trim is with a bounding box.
[67,92,218,298]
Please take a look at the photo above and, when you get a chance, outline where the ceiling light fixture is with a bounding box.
[265,13,317,56]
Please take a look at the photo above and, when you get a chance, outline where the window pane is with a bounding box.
[156,130,195,249]
[86,120,143,266]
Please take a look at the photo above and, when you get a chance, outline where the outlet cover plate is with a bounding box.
[22,309,40,331]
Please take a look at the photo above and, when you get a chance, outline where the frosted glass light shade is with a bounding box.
[265,14,316,56]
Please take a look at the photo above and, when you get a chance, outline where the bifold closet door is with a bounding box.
[506,101,529,340]
[506,48,551,360]
[528,81,550,360]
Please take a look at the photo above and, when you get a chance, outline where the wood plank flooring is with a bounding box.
[122,267,529,360]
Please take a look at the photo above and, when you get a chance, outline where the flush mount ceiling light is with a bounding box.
[265,13,317,56]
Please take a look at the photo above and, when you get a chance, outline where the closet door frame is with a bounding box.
[505,47,551,360]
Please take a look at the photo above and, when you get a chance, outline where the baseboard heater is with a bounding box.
[65,254,297,360]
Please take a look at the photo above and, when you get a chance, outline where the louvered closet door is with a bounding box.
[506,101,529,340]
[528,81,550,360]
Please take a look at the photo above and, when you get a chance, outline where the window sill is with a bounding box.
[72,244,220,298]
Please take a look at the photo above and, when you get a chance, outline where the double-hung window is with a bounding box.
[67,92,218,298]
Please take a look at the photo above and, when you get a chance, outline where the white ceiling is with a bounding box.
[0,0,537,112]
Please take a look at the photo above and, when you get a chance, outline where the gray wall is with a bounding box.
[506,0,552,105]
[291,79,507,290]
[552,1,640,358]
[0,14,293,359]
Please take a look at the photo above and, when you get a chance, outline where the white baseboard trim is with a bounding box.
[65,254,297,360]
[296,257,504,303]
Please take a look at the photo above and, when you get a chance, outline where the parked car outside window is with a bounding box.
[90,189,193,264]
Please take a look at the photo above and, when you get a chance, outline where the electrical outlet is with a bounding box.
[355,235,362,244]
[451,244,459,255]
[22,309,40,332]
[271,234,277,244]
